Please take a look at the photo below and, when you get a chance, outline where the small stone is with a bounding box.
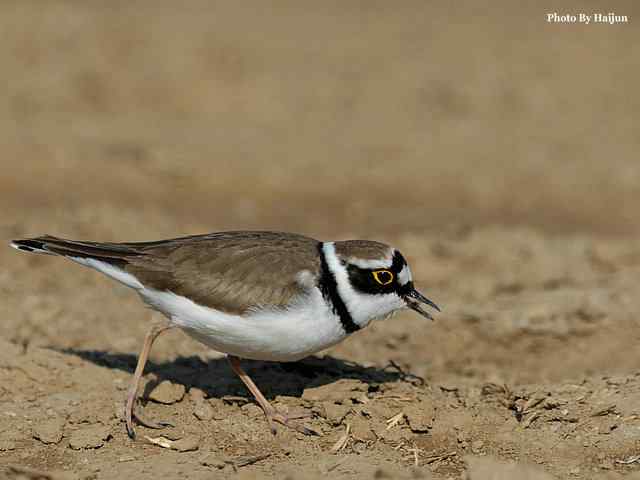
[221,395,250,405]
[0,440,16,451]
[302,379,367,403]
[207,397,228,420]
[189,387,206,402]
[200,452,227,469]
[158,429,183,441]
[68,425,111,450]
[241,403,263,417]
[471,439,485,453]
[350,415,377,442]
[457,431,471,445]
[194,401,214,421]
[171,435,200,452]
[33,417,65,445]
[148,381,186,405]
[190,387,215,421]
[321,402,351,426]
[404,401,435,433]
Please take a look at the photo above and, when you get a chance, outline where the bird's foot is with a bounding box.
[125,404,174,439]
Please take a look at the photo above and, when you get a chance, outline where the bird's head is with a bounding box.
[322,240,440,329]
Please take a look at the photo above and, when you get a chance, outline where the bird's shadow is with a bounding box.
[54,348,422,402]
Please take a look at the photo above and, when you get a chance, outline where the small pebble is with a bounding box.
[200,452,227,469]
[148,381,186,405]
[33,417,65,445]
[404,402,435,433]
[0,440,16,451]
[68,425,111,450]
[190,388,214,421]
[171,435,200,452]
[322,402,351,426]
[301,379,367,403]
[194,402,214,421]
[471,439,485,453]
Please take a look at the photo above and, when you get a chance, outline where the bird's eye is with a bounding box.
[372,270,394,285]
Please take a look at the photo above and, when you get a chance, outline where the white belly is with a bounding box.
[139,286,348,362]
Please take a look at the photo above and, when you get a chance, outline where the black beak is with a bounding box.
[404,287,440,321]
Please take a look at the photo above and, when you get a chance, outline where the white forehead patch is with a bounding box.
[398,263,412,285]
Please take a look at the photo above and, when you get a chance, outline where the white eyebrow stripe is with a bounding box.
[348,257,393,269]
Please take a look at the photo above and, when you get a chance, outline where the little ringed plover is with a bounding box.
[11,231,439,438]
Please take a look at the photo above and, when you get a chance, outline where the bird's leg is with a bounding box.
[125,322,174,439]
[227,355,318,436]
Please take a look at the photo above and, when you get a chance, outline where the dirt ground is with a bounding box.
[2,2,640,479]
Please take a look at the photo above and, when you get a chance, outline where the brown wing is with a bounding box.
[12,231,322,315]
[124,231,322,314]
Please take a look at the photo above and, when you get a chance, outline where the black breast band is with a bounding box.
[317,243,360,334]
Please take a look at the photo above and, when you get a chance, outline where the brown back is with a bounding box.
[124,231,321,314]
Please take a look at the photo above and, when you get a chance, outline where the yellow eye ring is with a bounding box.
[372,270,394,285]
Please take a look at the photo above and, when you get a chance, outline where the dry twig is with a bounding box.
[331,423,351,453]
[386,411,405,429]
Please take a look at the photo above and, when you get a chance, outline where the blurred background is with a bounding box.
[2,0,640,383]
[2,0,638,241]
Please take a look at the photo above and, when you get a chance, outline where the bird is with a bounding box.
[10,231,439,438]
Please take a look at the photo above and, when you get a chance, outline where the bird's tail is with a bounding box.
[10,237,57,255]
[10,235,147,289]
[10,235,141,264]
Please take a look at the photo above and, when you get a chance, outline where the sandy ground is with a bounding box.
[1,2,640,479]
